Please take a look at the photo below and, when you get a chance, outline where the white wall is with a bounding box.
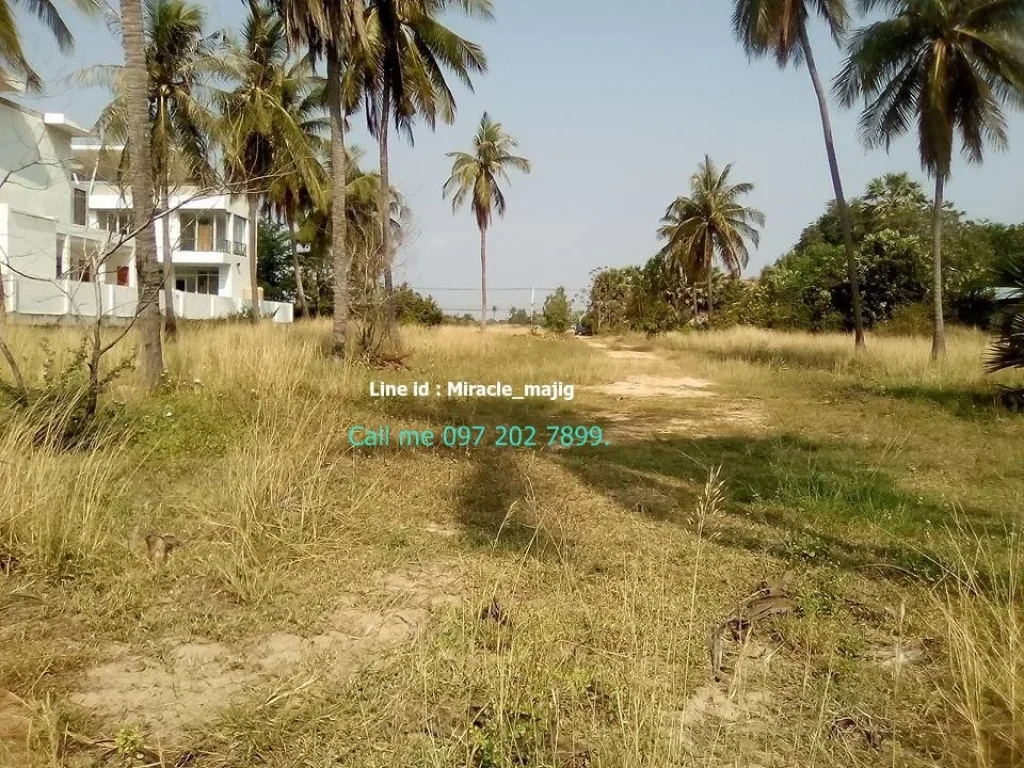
[0,99,78,223]
[3,207,58,281]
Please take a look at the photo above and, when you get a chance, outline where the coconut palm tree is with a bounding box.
[267,177,321,318]
[0,0,97,91]
[120,0,163,386]
[271,0,368,354]
[218,2,326,323]
[364,0,490,340]
[657,156,765,327]
[443,112,530,330]
[264,71,329,320]
[836,0,1024,360]
[80,0,219,339]
[732,0,866,349]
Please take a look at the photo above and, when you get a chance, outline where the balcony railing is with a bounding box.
[178,235,245,257]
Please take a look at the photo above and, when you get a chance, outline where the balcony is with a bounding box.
[177,235,245,264]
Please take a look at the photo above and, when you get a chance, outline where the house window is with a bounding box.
[73,189,88,226]
[233,216,246,255]
[174,267,219,295]
[99,210,132,235]
[69,238,94,283]
[180,214,218,251]
[55,235,65,278]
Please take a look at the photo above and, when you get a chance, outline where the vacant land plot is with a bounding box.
[1,323,1021,767]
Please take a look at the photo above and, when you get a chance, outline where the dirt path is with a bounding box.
[581,338,766,437]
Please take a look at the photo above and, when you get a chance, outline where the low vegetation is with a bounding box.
[1,322,1022,767]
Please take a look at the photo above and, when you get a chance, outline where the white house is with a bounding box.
[0,91,293,323]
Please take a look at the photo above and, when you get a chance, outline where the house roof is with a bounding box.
[0,95,96,138]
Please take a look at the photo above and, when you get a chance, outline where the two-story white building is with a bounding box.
[0,90,293,323]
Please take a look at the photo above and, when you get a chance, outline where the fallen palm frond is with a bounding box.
[708,572,794,680]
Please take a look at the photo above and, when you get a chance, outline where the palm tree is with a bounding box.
[987,251,1024,374]
[0,0,96,91]
[364,0,490,340]
[81,0,218,339]
[267,177,320,318]
[443,112,530,330]
[732,0,866,349]
[657,156,765,327]
[863,172,927,228]
[218,2,326,323]
[271,0,368,354]
[120,0,163,387]
[836,0,1024,360]
[265,69,329,320]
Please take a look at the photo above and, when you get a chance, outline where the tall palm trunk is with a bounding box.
[121,0,163,388]
[691,285,697,319]
[378,89,398,342]
[287,210,309,319]
[247,192,260,323]
[327,50,350,355]
[705,238,714,329]
[161,183,178,339]
[931,174,947,360]
[479,223,488,331]
[800,28,865,351]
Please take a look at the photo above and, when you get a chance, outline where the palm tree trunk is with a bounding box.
[248,192,260,323]
[121,0,163,388]
[706,271,714,329]
[691,285,697,319]
[378,88,399,343]
[705,238,714,329]
[799,28,865,351]
[327,50,350,355]
[931,174,947,361]
[479,224,488,331]
[160,183,178,339]
[288,211,309,319]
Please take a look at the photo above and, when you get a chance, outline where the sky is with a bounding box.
[14,0,1024,316]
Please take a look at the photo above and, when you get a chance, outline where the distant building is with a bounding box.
[0,91,292,323]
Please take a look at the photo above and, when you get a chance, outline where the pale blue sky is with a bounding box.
[14,0,1024,315]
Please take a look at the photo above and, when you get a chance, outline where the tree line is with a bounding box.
[645,0,1024,362]
[585,173,1023,345]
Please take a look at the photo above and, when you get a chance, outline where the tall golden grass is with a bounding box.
[0,320,1020,765]
[650,326,1021,388]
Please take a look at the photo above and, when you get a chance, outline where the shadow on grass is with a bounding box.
[555,432,1005,582]
[876,383,1024,420]
[361,391,1006,582]
[376,395,578,559]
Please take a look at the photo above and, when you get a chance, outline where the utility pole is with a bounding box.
[530,286,536,330]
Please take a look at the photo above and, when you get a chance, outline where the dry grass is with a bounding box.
[651,326,999,381]
[0,320,1021,767]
